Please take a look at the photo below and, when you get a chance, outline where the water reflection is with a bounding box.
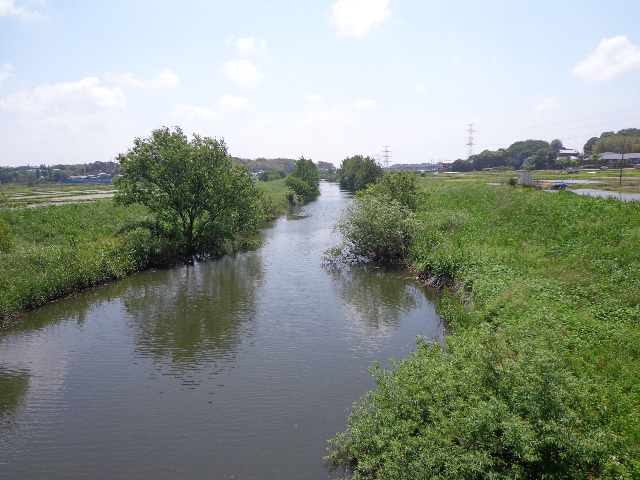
[2,273,139,336]
[328,263,438,350]
[0,367,29,426]
[123,253,264,375]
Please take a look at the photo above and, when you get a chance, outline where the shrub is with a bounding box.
[364,170,426,211]
[327,330,627,480]
[333,196,416,261]
[257,170,285,182]
[328,180,640,478]
[285,175,316,200]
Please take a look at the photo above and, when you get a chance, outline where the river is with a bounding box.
[0,181,444,479]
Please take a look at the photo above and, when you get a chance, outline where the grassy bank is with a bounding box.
[0,180,290,326]
[256,178,292,217]
[329,178,640,478]
[0,200,159,325]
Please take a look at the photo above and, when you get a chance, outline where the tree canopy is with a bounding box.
[594,133,640,156]
[452,139,554,171]
[284,157,320,201]
[114,127,264,256]
[337,155,384,191]
[585,128,640,156]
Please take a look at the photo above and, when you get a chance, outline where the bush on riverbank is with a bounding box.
[328,180,640,478]
[333,196,417,261]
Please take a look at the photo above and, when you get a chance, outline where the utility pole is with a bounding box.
[620,138,627,185]
[466,124,475,158]
[382,146,391,168]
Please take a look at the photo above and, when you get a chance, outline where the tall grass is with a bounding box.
[0,200,161,321]
[256,178,291,218]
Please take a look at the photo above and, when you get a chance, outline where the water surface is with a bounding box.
[570,188,640,202]
[0,181,444,479]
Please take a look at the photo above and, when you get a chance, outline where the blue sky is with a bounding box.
[1,0,640,168]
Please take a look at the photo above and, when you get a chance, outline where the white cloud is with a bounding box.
[532,97,558,116]
[331,0,391,37]
[0,0,43,21]
[172,103,218,121]
[222,59,264,88]
[0,77,126,115]
[354,98,376,109]
[218,94,251,111]
[300,105,351,133]
[236,37,267,56]
[416,85,426,94]
[572,36,640,83]
[0,63,14,82]
[105,69,180,89]
[302,93,323,106]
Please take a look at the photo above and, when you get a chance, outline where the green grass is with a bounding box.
[329,176,640,478]
[255,178,291,218]
[0,200,158,322]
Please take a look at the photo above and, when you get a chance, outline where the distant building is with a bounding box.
[601,152,640,164]
[558,148,580,158]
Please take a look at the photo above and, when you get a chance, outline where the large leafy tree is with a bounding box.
[285,156,320,200]
[583,136,598,156]
[470,149,509,171]
[114,127,264,255]
[337,155,384,191]
[594,134,640,156]
[585,128,640,157]
[504,140,550,168]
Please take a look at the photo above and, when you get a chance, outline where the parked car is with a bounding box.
[566,168,580,174]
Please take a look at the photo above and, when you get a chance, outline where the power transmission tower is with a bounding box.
[382,146,391,168]
[466,124,475,158]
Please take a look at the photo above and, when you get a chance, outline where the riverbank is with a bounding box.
[329,178,640,478]
[0,180,291,327]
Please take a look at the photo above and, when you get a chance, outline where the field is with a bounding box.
[450,167,640,192]
[0,182,116,206]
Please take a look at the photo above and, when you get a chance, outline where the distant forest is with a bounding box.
[1,157,335,185]
[452,128,640,172]
[233,157,335,176]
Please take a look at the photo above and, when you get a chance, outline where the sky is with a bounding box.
[1,0,640,168]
